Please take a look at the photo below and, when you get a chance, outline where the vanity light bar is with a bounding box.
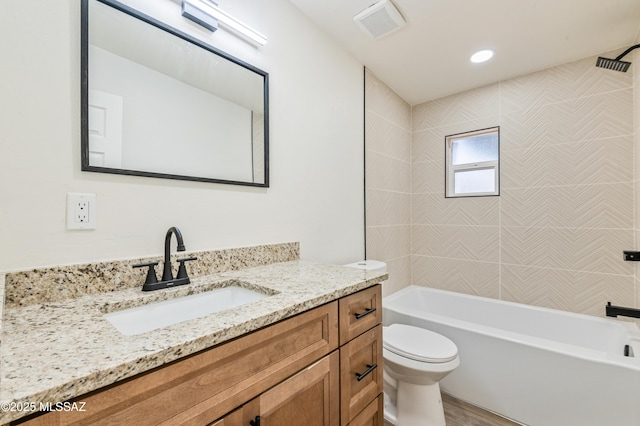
[182,0,218,33]
[182,0,267,46]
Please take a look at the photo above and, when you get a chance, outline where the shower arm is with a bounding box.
[614,44,640,61]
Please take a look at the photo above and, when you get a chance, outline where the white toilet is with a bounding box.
[342,260,459,425]
[383,324,459,426]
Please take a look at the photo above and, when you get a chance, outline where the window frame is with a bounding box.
[444,126,500,198]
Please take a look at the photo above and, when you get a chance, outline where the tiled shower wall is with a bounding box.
[364,69,412,297]
[367,49,638,317]
[634,46,640,311]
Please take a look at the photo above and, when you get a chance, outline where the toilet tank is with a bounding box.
[343,260,387,273]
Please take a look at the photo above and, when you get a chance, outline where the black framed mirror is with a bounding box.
[81,0,269,187]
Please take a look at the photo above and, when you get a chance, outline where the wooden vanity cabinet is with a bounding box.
[11,285,383,426]
[214,352,340,426]
[256,351,339,425]
[338,285,382,345]
[338,286,384,426]
[210,408,243,426]
[348,395,384,426]
[340,326,383,425]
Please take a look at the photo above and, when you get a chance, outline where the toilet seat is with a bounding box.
[384,324,457,363]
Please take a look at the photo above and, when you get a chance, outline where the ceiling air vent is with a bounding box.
[353,0,405,39]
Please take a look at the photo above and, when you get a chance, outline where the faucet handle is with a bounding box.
[133,262,159,286]
[176,257,197,280]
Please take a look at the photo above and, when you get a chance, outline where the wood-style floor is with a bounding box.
[443,393,522,426]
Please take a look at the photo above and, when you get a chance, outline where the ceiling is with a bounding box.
[289,0,640,106]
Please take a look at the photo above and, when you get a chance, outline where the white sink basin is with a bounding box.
[105,286,270,336]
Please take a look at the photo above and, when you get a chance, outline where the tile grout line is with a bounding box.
[499,80,503,301]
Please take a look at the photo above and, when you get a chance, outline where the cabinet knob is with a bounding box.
[249,415,260,426]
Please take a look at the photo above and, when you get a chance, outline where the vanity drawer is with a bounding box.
[348,393,384,426]
[339,285,382,345]
[340,325,383,426]
[16,301,338,426]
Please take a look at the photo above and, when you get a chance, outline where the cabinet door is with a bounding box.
[340,325,383,425]
[348,394,384,426]
[209,408,243,426]
[339,285,382,345]
[255,351,340,426]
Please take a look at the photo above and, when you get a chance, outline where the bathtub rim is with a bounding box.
[383,285,640,371]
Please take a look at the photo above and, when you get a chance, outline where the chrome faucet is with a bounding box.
[133,226,197,291]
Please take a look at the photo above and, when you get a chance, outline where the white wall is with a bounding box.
[90,46,254,181]
[0,0,365,271]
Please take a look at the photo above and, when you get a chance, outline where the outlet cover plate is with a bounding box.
[67,193,96,230]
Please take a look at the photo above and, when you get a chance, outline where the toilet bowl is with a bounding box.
[383,324,459,426]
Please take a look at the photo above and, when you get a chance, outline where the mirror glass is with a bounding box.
[81,0,269,186]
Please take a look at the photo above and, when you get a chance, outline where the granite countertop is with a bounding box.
[0,260,386,424]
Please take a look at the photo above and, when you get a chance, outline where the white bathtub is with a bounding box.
[383,286,640,426]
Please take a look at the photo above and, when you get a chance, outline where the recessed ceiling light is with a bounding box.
[470,49,494,63]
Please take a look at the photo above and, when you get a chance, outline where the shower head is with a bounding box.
[596,44,640,72]
[595,56,631,72]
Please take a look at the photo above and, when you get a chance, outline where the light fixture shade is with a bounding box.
[181,0,267,45]
[353,0,405,39]
[182,0,218,32]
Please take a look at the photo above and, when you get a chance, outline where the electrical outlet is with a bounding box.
[67,193,96,230]
[76,201,90,223]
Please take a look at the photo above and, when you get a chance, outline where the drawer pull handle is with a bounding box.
[249,415,260,426]
[355,364,378,381]
[354,307,376,319]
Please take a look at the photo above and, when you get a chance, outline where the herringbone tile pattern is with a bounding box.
[412,256,500,299]
[501,264,634,316]
[366,225,411,261]
[366,52,637,317]
[381,256,411,298]
[412,194,499,226]
[365,110,411,162]
[412,84,499,131]
[412,115,500,163]
[366,150,411,193]
[366,189,410,227]
[500,184,633,229]
[502,136,634,188]
[365,71,411,130]
[408,52,636,316]
[412,225,499,262]
[365,69,412,295]
[500,52,633,115]
[501,89,632,152]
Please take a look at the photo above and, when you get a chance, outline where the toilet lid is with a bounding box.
[383,324,458,363]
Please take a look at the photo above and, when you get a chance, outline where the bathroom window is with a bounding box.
[445,127,500,197]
